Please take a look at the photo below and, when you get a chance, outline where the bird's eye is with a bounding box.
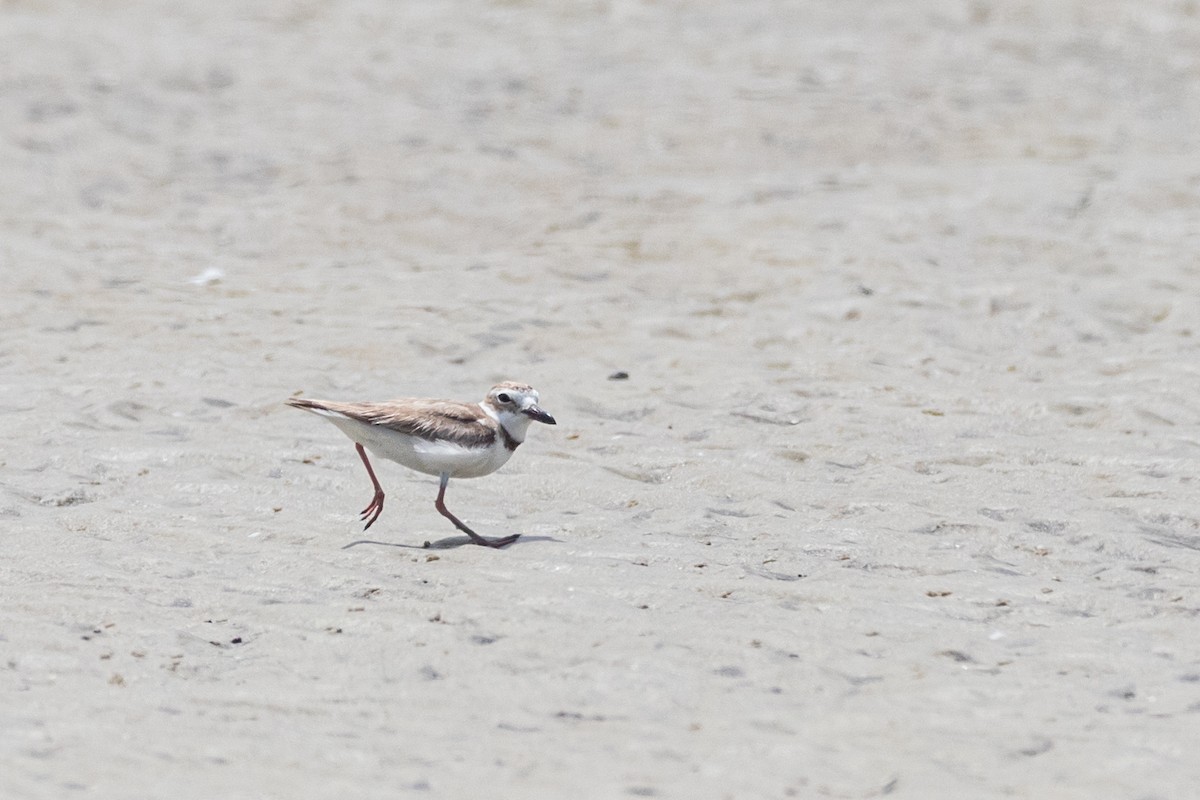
[497,393,511,403]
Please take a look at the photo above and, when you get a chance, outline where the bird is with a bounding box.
[286,382,555,548]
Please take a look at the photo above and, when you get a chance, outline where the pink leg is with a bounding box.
[434,473,520,548]
[355,443,385,530]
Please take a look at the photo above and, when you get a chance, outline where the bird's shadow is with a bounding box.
[342,535,560,551]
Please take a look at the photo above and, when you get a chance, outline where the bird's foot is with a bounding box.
[360,490,385,530]
[467,532,521,548]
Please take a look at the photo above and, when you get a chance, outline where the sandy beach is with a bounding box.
[3,1,1199,797]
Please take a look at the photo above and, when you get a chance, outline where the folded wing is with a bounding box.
[286,397,497,448]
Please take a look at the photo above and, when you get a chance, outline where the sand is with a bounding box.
[3,1,1199,797]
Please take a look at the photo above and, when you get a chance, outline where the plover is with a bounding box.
[287,382,555,548]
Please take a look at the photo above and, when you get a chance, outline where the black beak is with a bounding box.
[523,404,556,425]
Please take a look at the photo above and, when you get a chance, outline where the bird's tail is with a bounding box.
[285,396,329,413]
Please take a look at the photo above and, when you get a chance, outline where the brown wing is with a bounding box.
[286,397,497,448]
